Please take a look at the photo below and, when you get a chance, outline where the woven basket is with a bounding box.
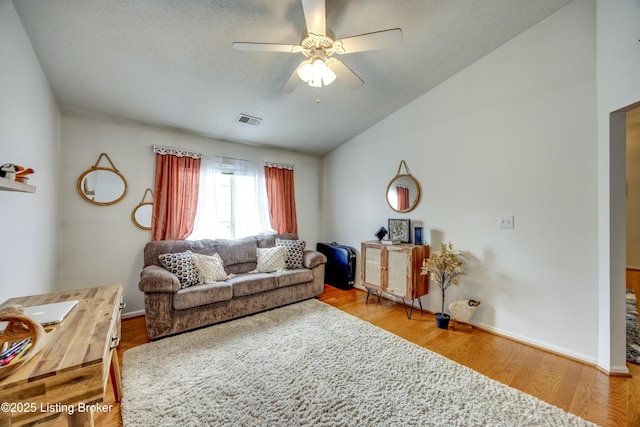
[0,306,49,380]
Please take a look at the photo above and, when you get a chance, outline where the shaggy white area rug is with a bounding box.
[122,299,596,426]
[626,289,640,363]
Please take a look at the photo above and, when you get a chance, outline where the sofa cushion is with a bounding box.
[214,237,258,274]
[274,269,313,288]
[276,239,306,269]
[158,251,200,288]
[192,252,228,283]
[228,273,277,297]
[256,233,298,248]
[144,239,216,267]
[173,282,233,310]
[256,234,277,248]
[254,247,287,273]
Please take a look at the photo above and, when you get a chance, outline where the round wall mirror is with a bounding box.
[386,161,421,213]
[77,167,127,206]
[132,202,153,230]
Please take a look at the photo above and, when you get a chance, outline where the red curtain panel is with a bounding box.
[151,153,201,240]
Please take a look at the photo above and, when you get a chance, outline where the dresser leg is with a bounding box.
[365,287,382,304]
[401,298,423,319]
[68,410,94,427]
[109,349,123,402]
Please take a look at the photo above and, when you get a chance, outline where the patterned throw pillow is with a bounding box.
[275,239,306,269]
[191,252,228,283]
[253,246,287,273]
[158,251,200,288]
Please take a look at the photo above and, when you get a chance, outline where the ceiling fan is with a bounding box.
[232,0,403,92]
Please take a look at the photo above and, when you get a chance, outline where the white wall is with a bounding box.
[60,113,322,316]
[596,0,640,373]
[323,0,600,363]
[0,0,60,303]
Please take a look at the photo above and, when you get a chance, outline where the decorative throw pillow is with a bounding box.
[191,252,228,284]
[253,246,287,273]
[275,239,306,269]
[158,251,200,288]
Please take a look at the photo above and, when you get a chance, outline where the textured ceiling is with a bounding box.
[13,0,573,155]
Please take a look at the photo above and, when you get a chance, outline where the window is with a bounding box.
[212,170,233,238]
[188,156,274,240]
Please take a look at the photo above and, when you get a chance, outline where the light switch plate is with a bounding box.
[499,216,514,228]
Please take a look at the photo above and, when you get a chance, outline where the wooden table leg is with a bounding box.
[109,349,123,402]
[0,411,10,427]
[68,410,94,427]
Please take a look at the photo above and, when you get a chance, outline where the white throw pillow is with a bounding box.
[253,246,287,273]
[191,252,228,284]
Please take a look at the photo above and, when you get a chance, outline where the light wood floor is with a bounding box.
[52,281,640,426]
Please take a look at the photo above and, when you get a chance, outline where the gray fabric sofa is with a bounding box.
[139,233,327,340]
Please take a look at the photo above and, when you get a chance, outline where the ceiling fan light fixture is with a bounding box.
[233,0,404,92]
[297,60,314,83]
[297,57,336,87]
[320,63,336,86]
[308,77,322,88]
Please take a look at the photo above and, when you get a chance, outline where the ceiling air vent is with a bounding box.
[237,114,262,126]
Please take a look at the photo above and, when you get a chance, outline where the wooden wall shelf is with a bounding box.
[0,176,36,193]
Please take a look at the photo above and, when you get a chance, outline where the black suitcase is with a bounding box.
[316,242,356,290]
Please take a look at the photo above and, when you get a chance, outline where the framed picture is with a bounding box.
[388,218,411,243]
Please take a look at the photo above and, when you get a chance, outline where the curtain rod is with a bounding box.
[152,145,295,169]
[264,161,295,170]
[153,145,202,159]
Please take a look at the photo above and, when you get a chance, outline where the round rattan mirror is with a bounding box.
[386,160,421,213]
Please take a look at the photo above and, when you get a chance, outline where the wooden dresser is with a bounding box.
[0,284,123,426]
[361,241,429,316]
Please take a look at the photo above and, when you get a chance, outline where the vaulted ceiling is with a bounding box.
[13,0,573,155]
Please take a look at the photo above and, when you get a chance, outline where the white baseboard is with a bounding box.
[122,309,145,319]
[352,284,599,367]
[470,321,598,367]
[597,362,630,376]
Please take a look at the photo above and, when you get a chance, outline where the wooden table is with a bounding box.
[0,285,123,426]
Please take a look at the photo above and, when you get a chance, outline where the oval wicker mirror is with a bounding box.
[132,189,153,230]
[77,153,127,206]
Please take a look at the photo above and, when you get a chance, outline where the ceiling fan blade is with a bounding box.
[301,0,326,36]
[232,42,299,53]
[335,28,403,54]
[281,63,303,92]
[330,59,364,90]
